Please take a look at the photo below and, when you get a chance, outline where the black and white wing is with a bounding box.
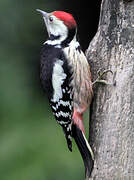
[50,58,73,151]
[40,44,73,151]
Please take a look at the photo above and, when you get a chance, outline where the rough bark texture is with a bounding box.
[86,0,134,179]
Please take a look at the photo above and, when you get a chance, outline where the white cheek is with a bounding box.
[50,20,68,38]
[44,18,68,45]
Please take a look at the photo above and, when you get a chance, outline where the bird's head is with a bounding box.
[37,9,77,44]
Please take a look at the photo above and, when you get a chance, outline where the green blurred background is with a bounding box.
[0,0,100,179]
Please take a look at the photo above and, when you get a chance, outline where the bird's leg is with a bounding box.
[72,107,86,134]
[92,69,113,86]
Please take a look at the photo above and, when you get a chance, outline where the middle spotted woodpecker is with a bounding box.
[37,9,94,178]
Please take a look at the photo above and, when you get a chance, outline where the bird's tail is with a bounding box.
[62,125,72,152]
[72,124,94,178]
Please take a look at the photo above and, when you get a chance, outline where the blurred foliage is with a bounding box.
[0,0,92,180]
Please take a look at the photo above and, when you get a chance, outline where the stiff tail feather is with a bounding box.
[72,124,94,178]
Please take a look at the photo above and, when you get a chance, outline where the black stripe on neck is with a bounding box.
[49,34,61,41]
[61,28,76,47]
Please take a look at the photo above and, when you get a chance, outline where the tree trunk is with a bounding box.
[86,0,134,179]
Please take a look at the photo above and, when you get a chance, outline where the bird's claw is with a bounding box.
[97,69,113,78]
[92,69,114,86]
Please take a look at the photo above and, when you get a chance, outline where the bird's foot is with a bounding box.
[92,69,114,86]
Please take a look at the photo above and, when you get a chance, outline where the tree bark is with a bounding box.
[86,0,134,179]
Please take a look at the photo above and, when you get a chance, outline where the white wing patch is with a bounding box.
[58,100,72,110]
[51,59,67,102]
[55,111,70,118]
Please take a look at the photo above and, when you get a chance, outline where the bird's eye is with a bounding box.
[49,16,53,22]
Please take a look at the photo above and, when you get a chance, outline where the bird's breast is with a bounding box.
[63,41,93,111]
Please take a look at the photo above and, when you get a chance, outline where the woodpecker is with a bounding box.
[37,9,94,178]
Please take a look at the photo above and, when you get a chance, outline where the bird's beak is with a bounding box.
[36,9,51,36]
[36,9,48,19]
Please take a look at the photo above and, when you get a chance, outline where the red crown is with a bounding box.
[53,11,77,29]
